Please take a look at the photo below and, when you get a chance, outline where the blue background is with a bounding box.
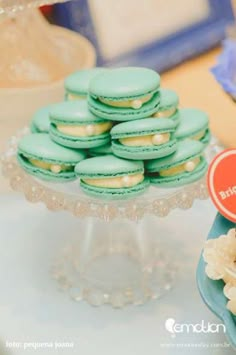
[53,0,234,70]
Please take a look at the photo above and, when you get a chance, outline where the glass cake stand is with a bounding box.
[1,128,222,308]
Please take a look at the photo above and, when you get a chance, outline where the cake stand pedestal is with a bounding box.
[51,217,179,307]
[1,129,221,307]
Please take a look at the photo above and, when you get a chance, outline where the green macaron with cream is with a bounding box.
[30,105,52,133]
[174,108,210,145]
[152,88,179,124]
[64,68,107,101]
[75,154,149,199]
[17,133,86,181]
[88,67,160,121]
[146,140,207,187]
[111,118,177,160]
[49,100,112,149]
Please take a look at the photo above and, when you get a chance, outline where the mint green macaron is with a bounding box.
[49,100,112,149]
[30,105,52,133]
[111,118,177,160]
[17,133,86,182]
[174,108,210,145]
[88,67,160,121]
[89,143,112,157]
[146,140,207,187]
[64,68,107,101]
[152,89,179,124]
[75,154,149,199]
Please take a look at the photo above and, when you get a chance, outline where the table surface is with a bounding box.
[0,193,234,355]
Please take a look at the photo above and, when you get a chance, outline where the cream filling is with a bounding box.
[191,130,206,141]
[57,122,112,137]
[160,157,201,177]
[29,158,73,174]
[99,94,153,109]
[119,133,170,147]
[153,107,177,118]
[67,93,85,101]
[83,173,144,188]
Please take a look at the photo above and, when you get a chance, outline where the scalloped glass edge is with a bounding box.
[197,213,236,349]
[1,127,212,221]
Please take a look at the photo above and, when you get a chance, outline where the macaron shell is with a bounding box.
[111,118,176,139]
[64,68,107,95]
[30,122,39,133]
[148,157,208,187]
[18,133,86,164]
[75,154,144,179]
[50,124,111,149]
[80,178,149,200]
[89,143,112,156]
[174,108,209,140]
[89,67,160,99]
[201,129,211,145]
[50,100,106,125]
[168,109,180,126]
[112,139,177,160]
[17,153,78,182]
[146,140,205,172]
[158,89,179,110]
[153,109,179,127]
[88,93,160,121]
[65,92,86,101]
[31,105,51,133]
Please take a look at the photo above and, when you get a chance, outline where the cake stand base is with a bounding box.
[2,128,216,308]
[51,217,177,308]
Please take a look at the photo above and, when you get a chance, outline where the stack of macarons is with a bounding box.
[19,66,210,199]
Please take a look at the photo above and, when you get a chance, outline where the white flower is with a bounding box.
[224,283,236,315]
[203,228,236,284]
[203,228,236,315]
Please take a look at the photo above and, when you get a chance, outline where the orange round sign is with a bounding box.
[207,149,236,223]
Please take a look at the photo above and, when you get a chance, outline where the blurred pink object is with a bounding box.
[0,9,96,88]
[0,8,96,139]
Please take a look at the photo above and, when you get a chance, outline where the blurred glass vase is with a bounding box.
[0,8,95,142]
